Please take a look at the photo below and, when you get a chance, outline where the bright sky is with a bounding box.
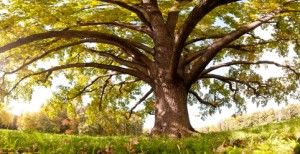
[7,86,52,115]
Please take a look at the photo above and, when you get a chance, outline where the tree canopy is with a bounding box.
[0,0,299,136]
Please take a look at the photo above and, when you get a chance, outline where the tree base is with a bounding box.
[150,126,199,138]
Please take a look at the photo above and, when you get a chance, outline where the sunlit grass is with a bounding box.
[0,117,300,153]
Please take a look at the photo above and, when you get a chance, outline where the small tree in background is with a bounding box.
[0,109,15,129]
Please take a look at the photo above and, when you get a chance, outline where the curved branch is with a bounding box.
[200,60,299,78]
[6,63,151,95]
[77,21,152,36]
[69,76,101,100]
[86,49,147,73]
[225,39,291,49]
[200,74,263,96]
[129,88,153,118]
[69,73,119,100]
[188,90,218,108]
[2,37,153,81]
[182,38,296,67]
[0,30,153,66]
[3,39,94,74]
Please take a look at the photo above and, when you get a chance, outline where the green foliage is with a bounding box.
[12,100,144,135]
[201,103,300,132]
[0,109,16,129]
[0,117,300,153]
[17,112,60,133]
[43,98,144,135]
[81,107,143,135]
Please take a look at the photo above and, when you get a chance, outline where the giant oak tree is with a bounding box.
[0,0,299,136]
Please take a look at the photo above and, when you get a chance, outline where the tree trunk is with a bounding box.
[151,79,195,137]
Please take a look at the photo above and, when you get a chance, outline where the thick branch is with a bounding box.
[0,30,153,67]
[143,1,172,50]
[187,9,282,84]
[171,0,239,79]
[166,1,181,37]
[166,12,179,37]
[175,0,239,52]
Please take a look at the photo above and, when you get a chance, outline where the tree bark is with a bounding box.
[151,78,195,137]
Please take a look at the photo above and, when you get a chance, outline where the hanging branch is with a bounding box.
[2,40,95,74]
[200,74,263,96]
[98,75,113,110]
[188,90,218,108]
[4,62,151,95]
[129,88,153,118]
[68,73,119,100]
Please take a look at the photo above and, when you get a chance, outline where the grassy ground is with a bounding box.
[0,118,300,154]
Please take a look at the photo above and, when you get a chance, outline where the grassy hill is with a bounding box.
[0,117,300,153]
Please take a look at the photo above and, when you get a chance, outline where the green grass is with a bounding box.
[1,118,300,153]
